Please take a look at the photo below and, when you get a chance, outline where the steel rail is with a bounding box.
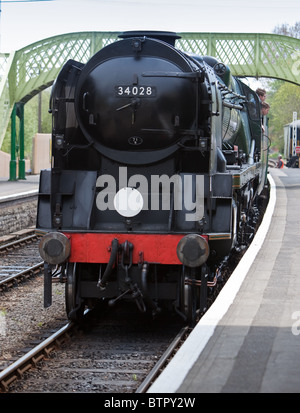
[135,325,190,393]
[0,320,74,392]
[0,234,39,253]
[0,262,44,289]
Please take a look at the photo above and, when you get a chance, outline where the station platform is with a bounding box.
[149,167,300,393]
[0,174,40,202]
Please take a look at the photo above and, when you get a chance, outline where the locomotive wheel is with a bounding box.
[65,262,84,321]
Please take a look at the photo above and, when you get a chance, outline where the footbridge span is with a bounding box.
[0,31,299,178]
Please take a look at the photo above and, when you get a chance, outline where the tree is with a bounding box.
[273,22,300,39]
[266,22,300,154]
[268,82,300,152]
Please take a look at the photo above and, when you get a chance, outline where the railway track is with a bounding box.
[0,305,188,393]
[0,232,43,291]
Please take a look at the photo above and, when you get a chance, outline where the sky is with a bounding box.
[0,0,299,53]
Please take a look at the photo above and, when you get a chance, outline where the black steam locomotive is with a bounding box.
[37,31,268,324]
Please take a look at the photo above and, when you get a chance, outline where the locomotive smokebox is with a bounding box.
[74,32,197,164]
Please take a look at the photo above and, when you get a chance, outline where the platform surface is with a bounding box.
[0,175,39,202]
[149,167,300,393]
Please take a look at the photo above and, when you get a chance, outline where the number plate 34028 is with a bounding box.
[115,85,156,97]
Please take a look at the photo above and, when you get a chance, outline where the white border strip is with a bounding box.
[148,175,276,393]
[0,189,38,202]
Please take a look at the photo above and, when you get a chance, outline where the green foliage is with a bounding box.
[270,83,300,131]
[264,22,300,154]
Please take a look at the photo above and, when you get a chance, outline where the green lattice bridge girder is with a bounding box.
[0,31,299,148]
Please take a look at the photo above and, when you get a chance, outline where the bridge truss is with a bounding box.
[0,31,299,178]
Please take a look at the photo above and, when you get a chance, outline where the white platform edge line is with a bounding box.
[148,174,276,393]
[0,189,38,202]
